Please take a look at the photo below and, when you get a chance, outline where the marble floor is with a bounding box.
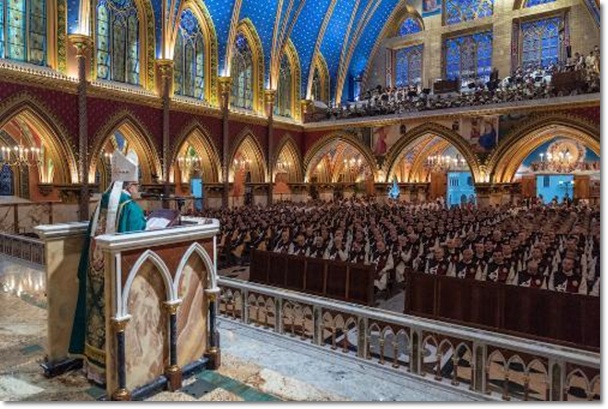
[0,258,483,402]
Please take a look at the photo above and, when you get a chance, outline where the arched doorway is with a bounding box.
[89,118,162,193]
[229,131,266,207]
[170,125,221,211]
[487,120,600,205]
[0,103,77,201]
[384,129,479,207]
[304,134,376,201]
[273,136,303,202]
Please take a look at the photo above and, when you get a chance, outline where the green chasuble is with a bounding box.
[69,188,146,385]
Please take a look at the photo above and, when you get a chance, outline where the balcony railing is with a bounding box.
[218,277,600,402]
[0,232,45,266]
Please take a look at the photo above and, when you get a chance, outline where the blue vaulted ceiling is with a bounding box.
[66,0,409,103]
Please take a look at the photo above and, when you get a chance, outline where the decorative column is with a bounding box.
[264,90,276,206]
[218,77,232,208]
[204,288,221,369]
[111,318,131,401]
[157,59,174,206]
[68,34,92,221]
[300,99,313,123]
[163,300,182,391]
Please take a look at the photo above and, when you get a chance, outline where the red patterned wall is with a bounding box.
[169,111,223,150]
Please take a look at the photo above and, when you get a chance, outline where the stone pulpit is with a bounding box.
[35,217,221,400]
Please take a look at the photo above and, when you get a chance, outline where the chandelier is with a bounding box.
[233,158,251,170]
[276,159,290,173]
[425,154,467,171]
[0,141,43,167]
[537,149,575,173]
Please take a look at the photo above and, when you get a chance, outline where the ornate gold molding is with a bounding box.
[169,121,222,184]
[273,134,304,182]
[229,128,268,183]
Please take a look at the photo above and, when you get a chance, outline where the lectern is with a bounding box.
[35,217,221,400]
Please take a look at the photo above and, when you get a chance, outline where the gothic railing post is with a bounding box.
[242,289,249,324]
[357,317,367,359]
[313,306,322,346]
[275,298,282,333]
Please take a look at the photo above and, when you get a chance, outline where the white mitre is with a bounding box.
[90,149,140,236]
[111,149,139,183]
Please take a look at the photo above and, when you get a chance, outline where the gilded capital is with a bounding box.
[156,59,174,79]
[301,99,313,115]
[264,89,277,105]
[111,317,130,332]
[218,76,232,96]
[68,34,92,58]
[163,300,182,315]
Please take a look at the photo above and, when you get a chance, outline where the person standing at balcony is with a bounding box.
[69,149,146,385]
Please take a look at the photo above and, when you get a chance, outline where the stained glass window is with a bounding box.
[445,0,493,25]
[521,17,561,70]
[174,9,205,100]
[312,66,323,102]
[525,0,555,6]
[230,33,253,110]
[395,44,423,87]
[96,0,140,85]
[0,0,47,65]
[274,54,292,118]
[399,17,422,37]
[0,164,13,195]
[445,31,493,83]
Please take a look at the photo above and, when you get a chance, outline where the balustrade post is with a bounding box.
[451,355,459,385]
[242,290,249,324]
[474,343,487,394]
[502,369,511,401]
[523,373,530,401]
[275,298,282,333]
[549,360,564,401]
[435,351,443,380]
[411,330,420,374]
[313,307,322,346]
[357,318,367,359]
[392,341,400,368]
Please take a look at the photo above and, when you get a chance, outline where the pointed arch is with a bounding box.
[169,121,222,184]
[308,52,330,104]
[174,242,217,296]
[230,18,264,114]
[91,0,156,90]
[229,128,267,183]
[273,134,303,182]
[274,39,301,121]
[0,93,78,184]
[303,131,377,183]
[121,249,175,317]
[169,0,219,105]
[383,123,482,183]
[487,114,600,183]
[88,111,162,185]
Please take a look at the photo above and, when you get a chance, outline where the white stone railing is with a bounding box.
[0,232,45,266]
[218,277,600,402]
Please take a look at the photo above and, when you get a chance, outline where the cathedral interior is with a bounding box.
[0,0,601,403]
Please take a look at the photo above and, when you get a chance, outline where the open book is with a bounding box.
[145,209,180,230]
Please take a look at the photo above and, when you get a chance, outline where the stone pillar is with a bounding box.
[475,183,492,208]
[218,77,232,208]
[264,90,276,206]
[68,34,91,221]
[157,59,174,207]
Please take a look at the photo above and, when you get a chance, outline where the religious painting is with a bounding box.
[371,124,407,158]
[422,0,442,17]
[460,116,499,153]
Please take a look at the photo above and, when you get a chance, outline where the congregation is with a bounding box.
[201,198,600,299]
[318,46,600,121]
